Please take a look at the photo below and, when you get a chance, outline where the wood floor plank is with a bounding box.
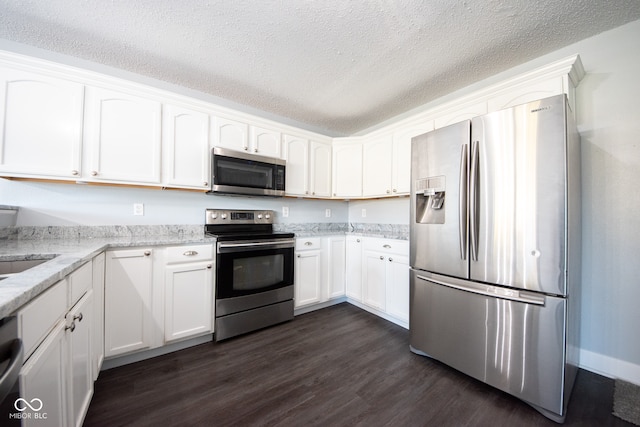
[84,303,629,426]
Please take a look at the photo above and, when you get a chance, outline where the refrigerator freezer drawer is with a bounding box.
[410,270,568,419]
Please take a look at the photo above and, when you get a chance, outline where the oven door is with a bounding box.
[216,239,294,300]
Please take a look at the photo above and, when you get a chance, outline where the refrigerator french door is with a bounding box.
[409,94,581,423]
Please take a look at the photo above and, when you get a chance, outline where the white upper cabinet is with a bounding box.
[213,117,282,158]
[332,139,362,198]
[0,67,84,178]
[162,104,210,189]
[212,116,249,153]
[284,134,309,196]
[392,122,434,195]
[309,141,332,198]
[284,135,331,198]
[84,87,161,184]
[362,135,393,197]
[250,125,282,158]
[434,101,488,130]
[487,76,565,112]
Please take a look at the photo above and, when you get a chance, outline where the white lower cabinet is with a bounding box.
[104,248,154,357]
[163,245,214,342]
[18,261,95,427]
[350,237,410,327]
[294,236,346,310]
[294,238,323,308]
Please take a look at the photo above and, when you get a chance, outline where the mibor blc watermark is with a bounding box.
[8,398,48,421]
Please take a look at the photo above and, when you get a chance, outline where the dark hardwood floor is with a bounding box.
[84,303,630,426]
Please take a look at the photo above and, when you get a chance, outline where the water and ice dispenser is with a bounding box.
[415,176,446,224]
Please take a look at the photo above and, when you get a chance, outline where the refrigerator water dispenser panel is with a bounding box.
[415,176,446,224]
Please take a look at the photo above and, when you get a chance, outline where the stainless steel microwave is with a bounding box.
[209,147,286,197]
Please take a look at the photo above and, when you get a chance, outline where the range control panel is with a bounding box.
[205,209,274,225]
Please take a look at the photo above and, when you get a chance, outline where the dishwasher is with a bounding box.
[0,316,22,426]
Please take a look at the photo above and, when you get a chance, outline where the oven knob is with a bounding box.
[257,214,263,219]
[211,213,218,219]
[221,213,228,220]
[265,214,271,219]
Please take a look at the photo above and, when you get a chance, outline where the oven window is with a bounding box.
[233,254,283,290]
[217,246,294,299]
[216,157,275,189]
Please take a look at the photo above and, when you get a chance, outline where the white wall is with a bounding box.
[0,179,348,225]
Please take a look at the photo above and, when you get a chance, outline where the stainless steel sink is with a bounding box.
[0,259,50,281]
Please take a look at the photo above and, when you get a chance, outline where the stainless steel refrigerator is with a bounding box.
[409,94,581,423]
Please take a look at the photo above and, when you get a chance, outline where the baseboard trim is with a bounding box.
[579,349,640,385]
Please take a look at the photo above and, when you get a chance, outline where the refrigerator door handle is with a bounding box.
[469,140,479,261]
[459,143,469,260]
[415,274,546,306]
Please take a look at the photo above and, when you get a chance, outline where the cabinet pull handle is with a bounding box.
[73,313,83,322]
[383,244,391,249]
[304,241,313,246]
[183,250,198,256]
[65,322,76,332]
[144,251,151,256]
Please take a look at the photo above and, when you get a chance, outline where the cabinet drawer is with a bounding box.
[363,238,409,255]
[18,279,68,359]
[296,237,321,251]
[69,261,92,306]
[165,244,214,264]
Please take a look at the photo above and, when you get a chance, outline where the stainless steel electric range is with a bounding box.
[205,209,295,341]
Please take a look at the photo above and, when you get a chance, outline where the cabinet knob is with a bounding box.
[393,189,397,193]
[297,254,301,258]
[144,251,151,256]
[243,146,248,151]
[386,189,391,194]
[207,264,212,269]
[356,239,361,243]
[73,313,83,322]
[71,170,79,176]
[379,256,384,260]
[312,192,315,195]
[254,148,258,153]
[65,322,76,332]
[203,182,208,186]
[389,258,393,262]
[91,171,98,176]
[305,191,309,195]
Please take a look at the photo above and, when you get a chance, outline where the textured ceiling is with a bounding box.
[1,1,640,136]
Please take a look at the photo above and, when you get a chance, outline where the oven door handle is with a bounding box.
[217,239,295,253]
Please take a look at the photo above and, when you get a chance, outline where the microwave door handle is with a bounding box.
[459,143,468,261]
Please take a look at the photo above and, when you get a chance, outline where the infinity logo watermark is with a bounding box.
[8,398,47,420]
[14,398,43,412]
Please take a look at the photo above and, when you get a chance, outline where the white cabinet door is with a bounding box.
[0,67,84,179]
[332,141,362,198]
[250,125,281,157]
[362,250,386,311]
[487,76,564,112]
[104,248,154,357]
[294,250,322,308]
[91,252,105,381]
[326,236,346,299]
[392,123,433,195]
[385,254,410,324]
[84,87,161,184]
[434,101,487,130]
[213,116,249,152]
[67,291,94,427]
[362,136,393,197]
[310,141,332,198]
[162,104,210,189]
[164,261,213,342]
[284,134,309,196]
[345,236,363,301]
[20,321,68,427]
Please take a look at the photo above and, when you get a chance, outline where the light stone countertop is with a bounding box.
[0,234,216,319]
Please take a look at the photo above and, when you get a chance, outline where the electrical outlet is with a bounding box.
[325,208,331,218]
[282,206,289,218]
[361,208,367,218]
[133,203,144,216]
